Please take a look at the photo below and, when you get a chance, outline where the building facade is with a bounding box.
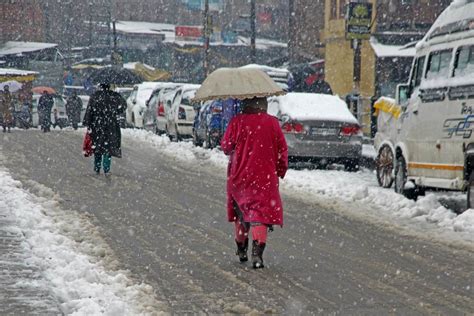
[323,0,451,134]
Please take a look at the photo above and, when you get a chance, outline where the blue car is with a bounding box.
[193,98,242,148]
[193,100,222,148]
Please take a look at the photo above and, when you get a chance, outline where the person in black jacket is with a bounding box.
[82,82,126,175]
[65,91,83,130]
[38,91,54,132]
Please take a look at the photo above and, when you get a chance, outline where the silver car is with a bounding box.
[268,93,362,171]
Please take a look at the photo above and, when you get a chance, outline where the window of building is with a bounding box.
[339,0,346,19]
[330,0,337,19]
[426,50,453,80]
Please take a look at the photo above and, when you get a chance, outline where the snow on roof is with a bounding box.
[115,20,175,38]
[269,93,358,124]
[0,41,58,57]
[370,38,416,58]
[113,20,286,49]
[0,68,38,76]
[123,62,156,71]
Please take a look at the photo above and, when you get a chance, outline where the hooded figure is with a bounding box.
[65,91,83,130]
[38,91,54,132]
[82,83,125,175]
[221,97,288,268]
[0,86,13,133]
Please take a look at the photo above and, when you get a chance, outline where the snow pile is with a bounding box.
[0,169,167,315]
[122,129,474,245]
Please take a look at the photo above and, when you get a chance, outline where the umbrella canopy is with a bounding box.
[0,80,23,92]
[87,67,143,85]
[193,67,285,102]
[32,86,56,94]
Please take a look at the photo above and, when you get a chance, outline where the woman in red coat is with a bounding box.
[221,97,288,268]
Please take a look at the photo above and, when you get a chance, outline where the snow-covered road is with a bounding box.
[0,146,167,314]
[123,129,474,246]
[0,129,472,314]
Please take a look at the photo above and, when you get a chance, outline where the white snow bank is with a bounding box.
[122,129,474,246]
[0,168,167,315]
[269,93,358,124]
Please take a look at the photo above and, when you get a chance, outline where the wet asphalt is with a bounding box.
[0,129,473,315]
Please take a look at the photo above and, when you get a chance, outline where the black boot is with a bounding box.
[251,240,266,269]
[235,239,248,262]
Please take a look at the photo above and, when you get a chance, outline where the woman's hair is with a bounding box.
[243,97,268,111]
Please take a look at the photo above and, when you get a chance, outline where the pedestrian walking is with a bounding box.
[82,82,126,175]
[38,90,54,132]
[0,85,13,133]
[221,97,288,269]
[66,91,83,130]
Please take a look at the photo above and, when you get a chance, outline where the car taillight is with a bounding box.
[157,103,164,116]
[212,106,222,113]
[282,122,305,134]
[178,107,186,120]
[340,124,362,136]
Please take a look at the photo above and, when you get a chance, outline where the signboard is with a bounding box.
[182,0,223,11]
[346,2,373,40]
[175,26,203,40]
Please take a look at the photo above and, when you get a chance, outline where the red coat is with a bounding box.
[221,111,288,226]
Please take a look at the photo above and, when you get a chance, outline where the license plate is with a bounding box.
[310,127,337,136]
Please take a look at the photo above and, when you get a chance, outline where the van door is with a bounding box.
[441,45,474,181]
[400,56,426,176]
[407,49,455,180]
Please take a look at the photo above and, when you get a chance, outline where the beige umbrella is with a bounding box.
[193,67,285,102]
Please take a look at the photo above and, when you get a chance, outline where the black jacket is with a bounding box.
[83,89,126,157]
[38,94,54,114]
[66,96,83,122]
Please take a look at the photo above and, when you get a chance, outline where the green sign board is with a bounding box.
[346,2,373,40]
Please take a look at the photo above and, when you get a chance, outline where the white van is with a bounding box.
[374,0,474,208]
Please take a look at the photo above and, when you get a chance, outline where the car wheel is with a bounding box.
[394,156,420,200]
[467,172,474,210]
[193,130,202,147]
[376,145,395,188]
[175,125,181,142]
[344,158,359,172]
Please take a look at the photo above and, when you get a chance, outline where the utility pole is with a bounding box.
[203,0,211,76]
[250,0,256,63]
[288,0,296,66]
[89,2,93,47]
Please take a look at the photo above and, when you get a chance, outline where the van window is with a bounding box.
[454,45,474,77]
[410,56,425,89]
[426,50,452,80]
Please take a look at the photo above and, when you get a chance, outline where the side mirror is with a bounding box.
[396,84,410,106]
[279,115,290,124]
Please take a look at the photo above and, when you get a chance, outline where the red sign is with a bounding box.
[175,26,203,39]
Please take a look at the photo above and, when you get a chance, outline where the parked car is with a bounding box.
[240,64,294,92]
[115,87,133,128]
[193,100,223,148]
[31,94,68,128]
[268,93,362,170]
[126,82,161,128]
[165,84,200,140]
[144,83,181,134]
[374,0,474,208]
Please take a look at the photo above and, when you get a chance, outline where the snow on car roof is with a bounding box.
[418,0,474,48]
[269,93,358,124]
